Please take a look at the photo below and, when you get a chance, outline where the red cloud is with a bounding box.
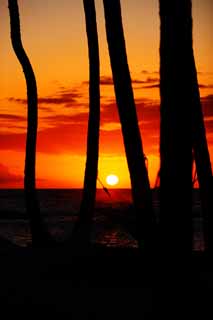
[1,91,213,158]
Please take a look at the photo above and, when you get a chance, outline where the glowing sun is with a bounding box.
[106,174,119,186]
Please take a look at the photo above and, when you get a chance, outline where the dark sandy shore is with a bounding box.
[0,239,212,318]
[0,199,210,318]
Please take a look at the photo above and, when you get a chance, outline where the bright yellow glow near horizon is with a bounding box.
[106,174,119,186]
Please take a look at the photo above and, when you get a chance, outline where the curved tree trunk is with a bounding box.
[8,0,51,246]
[103,0,155,250]
[71,0,100,246]
[159,0,193,253]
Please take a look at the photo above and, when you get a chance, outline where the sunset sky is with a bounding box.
[0,0,213,188]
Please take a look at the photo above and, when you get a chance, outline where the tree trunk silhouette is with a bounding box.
[103,0,155,250]
[71,0,100,247]
[8,0,52,246]
[191,46,213,253]
[159,0,193,253]
[160,0,213,253]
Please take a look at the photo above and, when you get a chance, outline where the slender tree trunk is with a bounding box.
[159,0,193,253]
[8,0,51,246]
[191,56,213,252]
[103,0,155,250]
[72,0,100,246]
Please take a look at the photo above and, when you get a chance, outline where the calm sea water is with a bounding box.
[0,189,203,249]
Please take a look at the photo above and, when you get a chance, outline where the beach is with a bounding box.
[0,189,212,317]
[0,244,212,318]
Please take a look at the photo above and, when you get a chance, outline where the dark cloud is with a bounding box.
[201,95,213,117]
[141,70,149,74]
[8,89,83,107]
[145,77,159,83]
[197,71,213,75]
[142,84,160,89]
[1,92,212,157]
[138,82,213,90]
[0,114,26,132]
[199,84,213,89]
[0,114,26,121]
[132,77,159,85]
[66,79,212,92]
[201,94,213,102]
[83,75,159,86]
[9,95,76,105]
[100,76,114,85]
[38,106,54,112]
[141,70,159,75]
[83,76,114,86]
[0,97,160,154]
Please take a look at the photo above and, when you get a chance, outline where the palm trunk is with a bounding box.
[159,0,193,253]
[191,56,213,252]
[103,0,155,250]
[8,0,51,246]
[72,0,100,246]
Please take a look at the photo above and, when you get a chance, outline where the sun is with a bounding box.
[106,174,119,186]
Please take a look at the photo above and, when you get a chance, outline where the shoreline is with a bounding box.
[0,243,212,316]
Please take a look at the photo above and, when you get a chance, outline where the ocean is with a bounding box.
[0,189,203,249]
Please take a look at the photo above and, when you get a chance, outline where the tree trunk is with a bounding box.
[71,0,100,246]
[103,0,155,250]
[159,0,193,253]
[160,0,213,253]
[8,0,51,246]
[191,55,213,252]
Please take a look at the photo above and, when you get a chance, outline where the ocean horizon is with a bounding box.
[0,188,203,250]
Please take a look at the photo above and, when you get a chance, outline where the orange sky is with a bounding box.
[0,0,213,188]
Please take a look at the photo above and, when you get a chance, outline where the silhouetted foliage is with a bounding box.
[71,0,100,247]
[103,0,155,250]
[159,0,193,253]
[8,0,52,246]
